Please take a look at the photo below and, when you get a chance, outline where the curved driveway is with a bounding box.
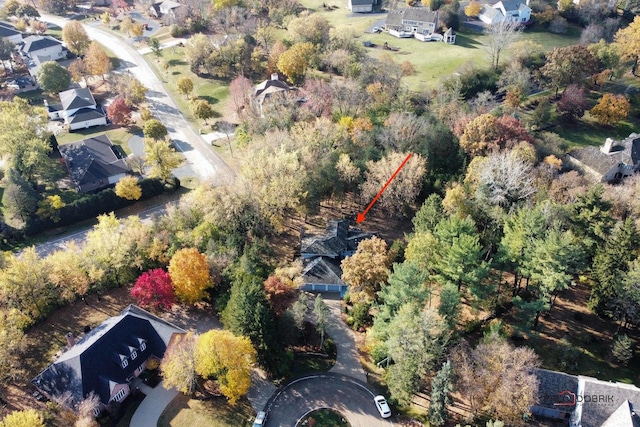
[40,13,233,182]
[265,373,394,427]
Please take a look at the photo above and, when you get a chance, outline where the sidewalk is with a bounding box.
[129,381,179,427]
[138,38,188,55]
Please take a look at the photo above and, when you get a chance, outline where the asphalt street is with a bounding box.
[265,374,395,427]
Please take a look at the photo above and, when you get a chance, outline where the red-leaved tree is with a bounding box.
[131,268,176,310]
[263,275,297,316]
[106,96,131,127]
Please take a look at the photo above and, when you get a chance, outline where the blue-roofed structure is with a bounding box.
[32,305,185,411]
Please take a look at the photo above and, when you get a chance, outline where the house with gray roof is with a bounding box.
[58,134,131,193]
[21,35,65,61]
[47,87,108,131]
[566,133,640,183]
[347,0,379,13]
[0,21,22,44]
[300,219,373,294]
[384,7,439,36]
[33,305,185,412]
[479,0,531,24]
[532,368,640,427]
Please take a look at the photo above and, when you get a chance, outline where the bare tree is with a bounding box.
[475,149,536,209]
[484,20,522,70]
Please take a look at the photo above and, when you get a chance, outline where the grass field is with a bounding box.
[55,124,136,156]
[157,394,255,427]
[144,47,230,130]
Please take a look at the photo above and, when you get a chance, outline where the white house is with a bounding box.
[478,0,531,24]
[21,35,65,61]
[0,21,22,44]
[47,88,108,131]
[384,8,439,36]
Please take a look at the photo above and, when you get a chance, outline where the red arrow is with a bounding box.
[356,153,413,224]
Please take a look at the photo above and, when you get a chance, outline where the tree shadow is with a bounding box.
[168,59,187,67]
[198,96,218,105]
[454,34,482,49]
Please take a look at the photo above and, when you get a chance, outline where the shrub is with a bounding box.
[350,302,372,330]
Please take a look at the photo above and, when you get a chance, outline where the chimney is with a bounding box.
[601,138,614,154]
[271,73,279,81]
[66,332,75,348]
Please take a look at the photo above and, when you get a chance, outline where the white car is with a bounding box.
[253,411,266,426]
[374,395,392,418]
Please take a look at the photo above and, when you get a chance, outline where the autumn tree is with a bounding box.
[143,119,168,141]
[614,15,640,75]
[36,194,65,223]
[361,152,427,218]
[45,243,90,303]
[556,84,589,120]
[0,409,45,427]
[541,45,597,98]
[485,20,522,70]
[148,37,162,61]
[263,261,302,316]
[131,269,175,311]
[277,42,316,83]
[145,138,181,181]
[115,175,142,200]
[590,93,630,126]
[37,61,71,93]
[464,0,482,17]
[0,311,27,394]
[177,77,194,99]
[229,74,253,114]
[195,330,256,405]
[185,33,213,74]
[106,96,131,126]
[168,248,212,304]
[84,42,112,81]
[0,247,50,321]
[68,59,87,85]
[191,99,215,123]
[459,113,498,156]
[475,149,536,208]
[62,21,90,56]
[341,236,391,304]
[161,332,198,395]
[451,337,540,426]
[112,74,147,106]
[288,13,330,47]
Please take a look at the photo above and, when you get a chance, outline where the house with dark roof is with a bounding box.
[0,21,22,44]
[384,7,440,38]
[33,305,185,412]
[347,0,379,13]
[300,219,373,294]
[253,74,295,115]
[479,0,532,24]
[21,35,65,61]
[566,133,640,183]
[47,88,108,131]
[532,368,640,427]
[58,134,131,193]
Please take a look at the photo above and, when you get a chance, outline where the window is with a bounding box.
[131,350,137,360]
[121,358,128,369]
[140,341,147,352]
[112,388,127,403]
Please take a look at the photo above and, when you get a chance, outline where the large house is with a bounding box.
[300,219,374,295]
[566,133,640,183]
[149,1,183,21]
[384,8,439,36]
[253,74,294,115]
[20,35,66,77]
[347,0,379,13]
[47,87,108,131]
[533,368,640,427]
[478,0,532,24]
[58,134,131,193]
[0,21,22,44]
[33,305,185,412]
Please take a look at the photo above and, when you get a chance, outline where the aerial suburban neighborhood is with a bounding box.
[0,0,639,426]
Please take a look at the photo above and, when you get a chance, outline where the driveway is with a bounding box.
[324,296,367,382]
[264,373,394,427]
[40,13,234,182]
[129,380,178,427]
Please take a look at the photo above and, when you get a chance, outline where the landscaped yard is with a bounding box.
[299,408,352,426]
[157,393,255,427]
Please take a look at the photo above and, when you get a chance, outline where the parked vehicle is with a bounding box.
[374,395,391,418]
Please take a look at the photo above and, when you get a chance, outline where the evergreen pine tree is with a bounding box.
[429,360,453,426]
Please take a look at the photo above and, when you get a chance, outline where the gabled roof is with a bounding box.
[160,0,182,10]
[253,78,291,104]
[302,257,346,286]
[385,7,439,27]
[601,400,640,427]
[68,107,106,123]
[33,305,185,407]
[301,219,372,258]
[0,22,19,38]
[58,134,130,193]
[480,5,500,18]
[59,87,97,112]
[581,377,640,427]
[494,0,529,11]
[569,133,640,176]
[22,35,62,53]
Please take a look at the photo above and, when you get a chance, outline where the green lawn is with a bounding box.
[55,124,136,155]
[299,409,351,427]
[157,394,254,427]
[144,48,230,130]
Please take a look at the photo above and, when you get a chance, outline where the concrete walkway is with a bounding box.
[324,296,368,383]
[129,380,179,427]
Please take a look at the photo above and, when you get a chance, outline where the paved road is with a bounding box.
[264,374,395,427]
[40,13,234,182]
[129,380,179,427]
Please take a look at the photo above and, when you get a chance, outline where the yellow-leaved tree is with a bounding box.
[0,409,45,427]
[168,248,212,304]
[115,176,142,200]
[276,42,315,83]
[341,236,391,304]
[195,330,256,405]
[589,93,631,126]
[160,332,198,395]
[465,0,482,17]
